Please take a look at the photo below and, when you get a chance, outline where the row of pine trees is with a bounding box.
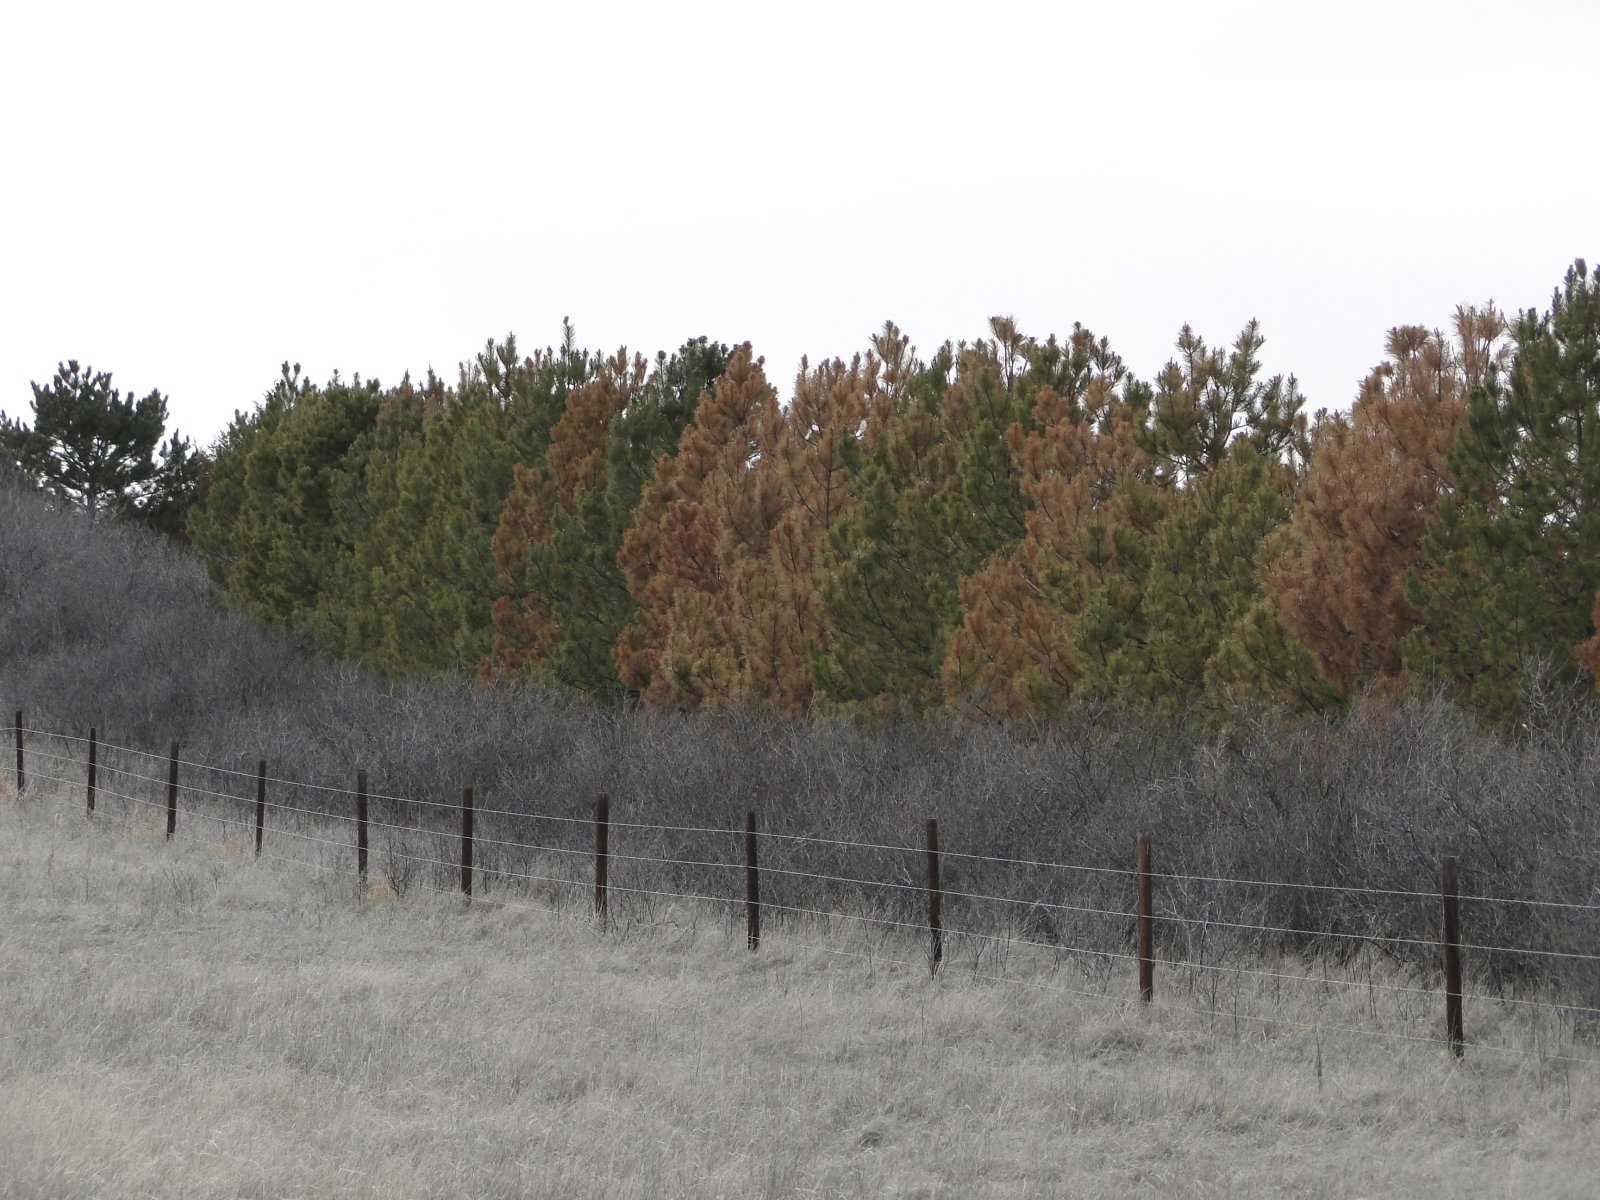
[190,261,1600,727]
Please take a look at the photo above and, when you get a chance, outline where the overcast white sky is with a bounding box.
[3,1,1596,447]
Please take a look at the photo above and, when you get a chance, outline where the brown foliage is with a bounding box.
[545,349,646,510]
[614,347,883,714]
[480,351,642,684]
[944,329,1147,718]
[1575,592,1600,686]
[481,464,559,683]
[1267,307,1507,696]
[614,348,782,708]
[731,354,876,712]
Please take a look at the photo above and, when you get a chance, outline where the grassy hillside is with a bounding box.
[3,779,1598,1199]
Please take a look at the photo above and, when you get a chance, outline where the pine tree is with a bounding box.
[614,347,782,709]
[725,352,877,713]
[352,370,534,673]
[1141,321,1304,483]
[812,322,1031,720]
[481,349,639,686]
[326,370,434,661]
[1265,310,1507,697]
[0,360,200,531]
[1131,442,1301,713]
[1404,261,1600,721]
[482,338,729,697]
[190,364,383,641]
[484,461,560,679]
[941,321,1307,720]
[941,324,1148,719]
[191,332,581,669]
[1112,323,1307,713]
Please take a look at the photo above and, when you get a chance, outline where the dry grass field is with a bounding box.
[2,779,1598,1200]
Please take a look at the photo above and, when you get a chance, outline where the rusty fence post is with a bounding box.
[254,760,266,858]
[461,786,475,899]
[13,711,22,794]
[594,793,610,928]
[745,810,761,951]
[926,818,943,976]
[1137,834,1154,1002]
[87,727,97,816]
[165,742,179,841]
[1442,854,1464,1058]
[356,770,369,886]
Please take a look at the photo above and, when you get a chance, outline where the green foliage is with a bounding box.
[342,377,500,671]
[812,337,1029,720]
[538,339,732,698]
[812,426,954,718]
[1403,261,1600,722]
[607,339,730,517]
[1044,472,1166,700]
[1106,326,1310,712]
[176,269,1600,728]
[1125,446,1298,710]
[193,327,604,674]
[190,364,384,643]
[1140,321,1306,481]
[0,360,201,534]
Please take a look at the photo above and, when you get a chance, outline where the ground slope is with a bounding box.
[1,781,1597,1199]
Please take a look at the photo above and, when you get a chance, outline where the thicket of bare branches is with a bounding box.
[3,479,1595,999]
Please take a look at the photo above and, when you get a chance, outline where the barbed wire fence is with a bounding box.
[9,711,1600,1071]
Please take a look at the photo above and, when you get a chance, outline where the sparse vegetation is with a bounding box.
[2,781,1597,1199]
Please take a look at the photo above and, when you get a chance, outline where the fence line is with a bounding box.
[22,729,1600,947]
[48,765,1600,1015]
[10,716,1600,1067]
[19,722,1600,913]
[16,764,1600,1064]
[27,757,1116,904]
[22,746,1600,960]
[68,763,1600,1016]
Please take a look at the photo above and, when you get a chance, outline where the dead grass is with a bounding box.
[1,779,1597,1199]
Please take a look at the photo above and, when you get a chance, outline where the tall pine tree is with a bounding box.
[483,338,729,697]
[1265,309,1506,698]
[1404,262,1600,721]
[614,346,780,708]
[812,322,1033,720]
[942,324,1148,719]
[1,360,199,531]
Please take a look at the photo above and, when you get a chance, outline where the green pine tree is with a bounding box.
[1,360,200,532]
[1127,443,1301,713]
[813,325,1034,720]
[544,339,730,697]
[189,363,383,642]
[1402,260,1600,722]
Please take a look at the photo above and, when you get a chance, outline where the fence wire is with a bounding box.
[10,723,1600,1070]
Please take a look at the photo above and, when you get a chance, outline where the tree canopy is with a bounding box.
[1,361,201,535]
[187,260,1600,728]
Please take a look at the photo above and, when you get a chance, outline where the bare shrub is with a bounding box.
[3,477,1597,1004]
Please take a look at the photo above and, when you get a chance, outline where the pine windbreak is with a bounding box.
[184,263,1600,728]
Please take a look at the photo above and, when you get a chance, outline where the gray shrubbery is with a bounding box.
[3,477,1595,1002]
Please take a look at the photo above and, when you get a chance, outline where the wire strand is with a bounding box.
[18,736,1600,964]
[23,728,1600,914]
